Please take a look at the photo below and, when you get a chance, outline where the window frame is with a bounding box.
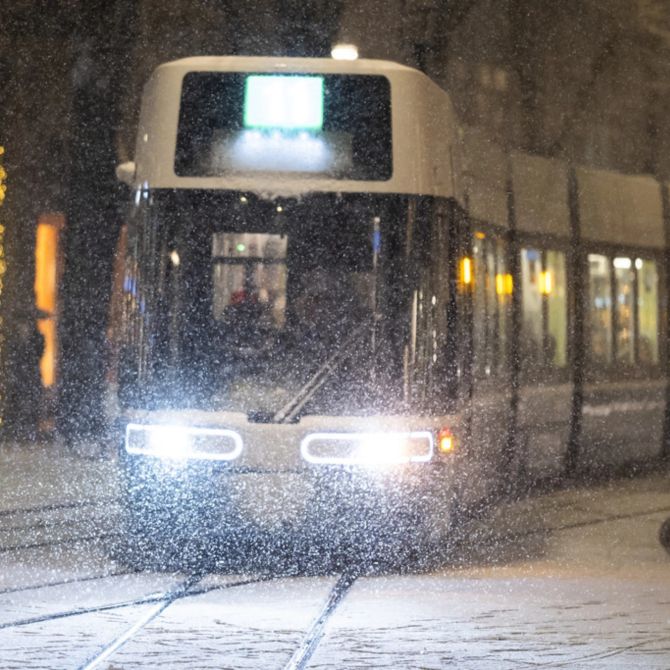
[516,231,572,386]
[468,218,513,386]
[583,241,665,382]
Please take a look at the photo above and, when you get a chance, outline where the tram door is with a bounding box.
[464,224,514,500]
[580,252,664,467]
[517,245,572,479]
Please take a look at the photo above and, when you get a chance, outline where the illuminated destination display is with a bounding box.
[243,75,324,131]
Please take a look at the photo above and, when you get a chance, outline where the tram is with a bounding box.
[111,55,669,558]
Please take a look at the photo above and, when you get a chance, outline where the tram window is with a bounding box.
[176,72,392,180]
[520,248,543,370]
[495,238,511,374]
[211,232,288,330]
[636,258,659,365]
[613,257,635,364]
[472,231,510,379]
[546,250,567,368]
[520,248,567,374]
[587,254,613,365]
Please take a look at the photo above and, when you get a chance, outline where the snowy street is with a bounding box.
[1,443,669,669]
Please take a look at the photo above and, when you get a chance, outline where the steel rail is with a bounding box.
[283,570,358,670]
[0,569,134,597]
[0,498,117,519]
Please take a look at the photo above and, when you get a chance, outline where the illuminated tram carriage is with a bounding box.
[115,57,464,554]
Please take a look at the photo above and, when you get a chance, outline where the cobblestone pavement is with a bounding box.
[0,442,669,668]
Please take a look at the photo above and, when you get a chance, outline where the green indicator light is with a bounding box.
[244,75,324,130]
[236,243,246,253]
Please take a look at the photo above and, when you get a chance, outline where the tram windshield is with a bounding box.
[127,192,415,417]
[175,73,392,180]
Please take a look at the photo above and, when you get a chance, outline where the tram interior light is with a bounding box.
[244,75,324,131]
[613,257,632,270]
[459,257,473,286]
[539,271,552,295]
[496,273,514,296]
[212,129,351,173]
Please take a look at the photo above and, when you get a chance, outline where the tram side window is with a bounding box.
[472,231,510,379]
[546,250,568,367]
[586,254,659,368]
[587,254,613,366]
[519,248,568,376]
[637,259,659,364]
[613,257,635,364]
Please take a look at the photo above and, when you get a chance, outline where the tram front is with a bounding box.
[114,56,461,559]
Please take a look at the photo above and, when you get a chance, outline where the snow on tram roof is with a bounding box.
[156,55,420,76]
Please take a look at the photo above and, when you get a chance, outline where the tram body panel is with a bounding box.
[518,383,572,478]
[580,379,666,467]
[121,409,460,538]
[465,386,512,501]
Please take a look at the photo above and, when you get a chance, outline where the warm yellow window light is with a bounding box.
[539,270,553,295]
[34,214,63,387]
[495,273,513,295]
[459,256,473,286]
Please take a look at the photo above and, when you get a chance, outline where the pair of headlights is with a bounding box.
[125,424,454,465]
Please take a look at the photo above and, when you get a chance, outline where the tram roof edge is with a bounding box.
[133,56,461,199]
[155,55,421,76]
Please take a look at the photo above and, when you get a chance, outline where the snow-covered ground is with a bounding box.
[0,442,669,669]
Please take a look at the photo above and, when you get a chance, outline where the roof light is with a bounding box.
[331,43,359,61]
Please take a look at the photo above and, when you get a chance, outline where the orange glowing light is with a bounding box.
[495,273,513,296]
[34,214,63,387]
[460,257,473,286]
[438,428,456,453]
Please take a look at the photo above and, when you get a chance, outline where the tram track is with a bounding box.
[0,569,135,597]
[521,502,670,538]
[284,570,359,670]
[0,509,120,538]
[0,498,117,520]
[0,532,120,555]
[0,574,269,631]
[1,567,360,668]
[76,573,206,670]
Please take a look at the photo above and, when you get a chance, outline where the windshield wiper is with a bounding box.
[271,319,373,424]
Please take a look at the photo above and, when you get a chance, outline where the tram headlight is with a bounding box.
[355,434,408,465]
[147,426,191,460]
[125,423,243,462]
[301,431,433,466]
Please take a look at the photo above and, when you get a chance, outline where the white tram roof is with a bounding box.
[576,167,664,249]
[134,56,459,199]
[511,153,570,238]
